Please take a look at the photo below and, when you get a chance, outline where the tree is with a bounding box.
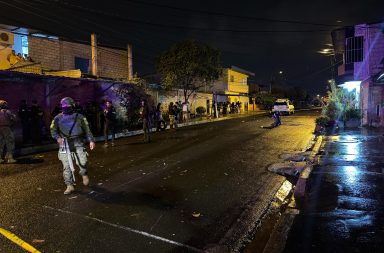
[157,40,222,102]
[114,83,153,130]
[322,81,345,121]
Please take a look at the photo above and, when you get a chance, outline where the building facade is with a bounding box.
[332,22,384,126]
[211,66,254,112]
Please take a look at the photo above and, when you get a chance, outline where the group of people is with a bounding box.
[0,96,192,194]
[7,50,34,66]
[18,100,45,145]
[213,101,242,116]
[166,101,190,125]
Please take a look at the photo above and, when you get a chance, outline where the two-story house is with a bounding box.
[0,24,132,80]
[332,22,384,126]
[211,66,254,112]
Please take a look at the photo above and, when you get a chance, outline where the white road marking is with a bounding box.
[43,205,203,253]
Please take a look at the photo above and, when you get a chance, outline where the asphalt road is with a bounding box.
[0,110,319,253]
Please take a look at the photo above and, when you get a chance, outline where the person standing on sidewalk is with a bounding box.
[154,103,162,132]
[168,102,177,129]
[139,99,151,143]
[18,99,30,144]
[182,102,190,123]
[0,100,16,163]
[103,100,117,147]
[50,97,95,195]
[30,100,44,144]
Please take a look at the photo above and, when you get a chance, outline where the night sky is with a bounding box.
[0,0,383,94]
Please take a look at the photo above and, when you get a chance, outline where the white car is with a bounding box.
[272,99,295,115]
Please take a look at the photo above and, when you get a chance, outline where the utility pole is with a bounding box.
[91,33,98,77]
[127,44,133,80]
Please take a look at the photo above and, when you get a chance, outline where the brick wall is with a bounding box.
[28,36,128,79]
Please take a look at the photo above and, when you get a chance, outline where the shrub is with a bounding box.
[344,108,361,120]
[315,116,330,127]
[196,106,206,115]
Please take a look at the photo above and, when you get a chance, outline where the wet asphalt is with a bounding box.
[284,128,384,253]
[0,111,318,253]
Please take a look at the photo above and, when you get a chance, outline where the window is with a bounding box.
[75,57,89,73]
[242,78,246,84]
[230,75,234,82]
[345,36,364,63]
[21,36,28,55]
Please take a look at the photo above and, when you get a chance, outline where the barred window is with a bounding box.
[345,36,364,63]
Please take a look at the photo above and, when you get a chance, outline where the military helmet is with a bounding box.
[60,97,75,108]
[0,100,8,109]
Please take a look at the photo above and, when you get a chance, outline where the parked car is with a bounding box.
[272,99,295,115]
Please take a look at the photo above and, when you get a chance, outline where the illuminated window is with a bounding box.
[21,36,28,55]
[345,36,364,63]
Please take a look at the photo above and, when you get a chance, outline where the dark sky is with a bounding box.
[1,0,384,94]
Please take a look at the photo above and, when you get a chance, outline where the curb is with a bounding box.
[260,135,324,253]
[15,111,267,156]
[293,135,323,204]
[204,125,321,252]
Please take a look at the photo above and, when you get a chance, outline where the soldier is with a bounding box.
[50,97,96,195]
[0,100,16,163]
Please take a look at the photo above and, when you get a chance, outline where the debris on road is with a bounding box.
[192,212,201,218]
[32,239,45,244]
[268,161,307,177]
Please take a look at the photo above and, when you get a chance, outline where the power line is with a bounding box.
[123,0,340,28]
[292,59,343,83]
[46,0,331,33]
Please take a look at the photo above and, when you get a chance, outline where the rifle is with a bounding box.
[63,137,76,182]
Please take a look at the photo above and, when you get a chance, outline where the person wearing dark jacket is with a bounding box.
[168,102,177,129]
[18,99,30,144]
[103,100,117,147]
[139,99,151,143]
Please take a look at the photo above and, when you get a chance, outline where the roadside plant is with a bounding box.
[344,108,361,120]
[196,106,206,115]
[322,81,344,121]
[315,116,330,127]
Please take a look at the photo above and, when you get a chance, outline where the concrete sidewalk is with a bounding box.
[15,111,267,156]
[283,128,384,253]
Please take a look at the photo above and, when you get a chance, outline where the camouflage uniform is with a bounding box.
[0,100,16,163]
[50,104,95,188]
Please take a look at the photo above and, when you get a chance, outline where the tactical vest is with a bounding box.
[56,113,84,137]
